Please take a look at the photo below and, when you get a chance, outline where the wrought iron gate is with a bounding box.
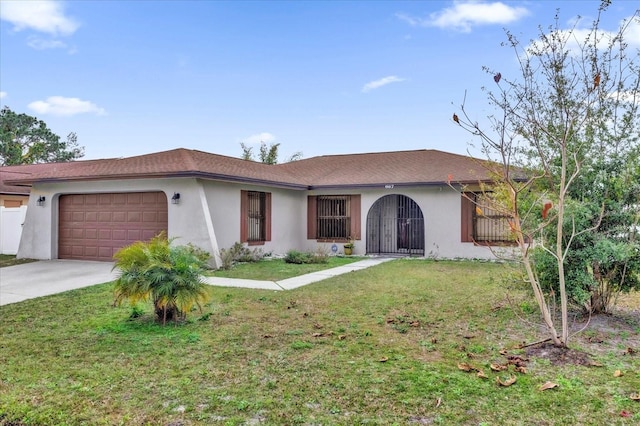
[366,194,425,256]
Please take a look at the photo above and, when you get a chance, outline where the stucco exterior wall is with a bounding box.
[306,186,513,260]
[17,177,511,264]
[200,180,305,254]
[17,178,220,263]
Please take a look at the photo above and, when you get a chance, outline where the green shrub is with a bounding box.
[284,248,329,264]
[112,233,210,325]
[284,250,312,264]
[218,242,265,270]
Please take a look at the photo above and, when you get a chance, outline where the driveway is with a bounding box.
[0,260,117,306]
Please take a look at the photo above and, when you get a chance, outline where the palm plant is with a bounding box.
[112,233,210,324]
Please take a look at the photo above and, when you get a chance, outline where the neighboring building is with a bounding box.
[2,148,516,267]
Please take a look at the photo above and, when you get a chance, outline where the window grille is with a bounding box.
[473,193,512,242]
[317,195,350,239]
[247,191,266,241]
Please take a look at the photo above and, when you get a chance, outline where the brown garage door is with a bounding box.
[59,192,168,261]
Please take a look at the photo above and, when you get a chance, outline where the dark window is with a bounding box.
[462,192,512,243]
[241,190,271,244]
[307,195,361,241]
[317,195,350,239]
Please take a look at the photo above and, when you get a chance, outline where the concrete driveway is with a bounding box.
[0,260,117,306]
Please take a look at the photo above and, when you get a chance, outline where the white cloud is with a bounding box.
[28,96,106,117]
[243,132,277,145]
[397,1,529,33]
[27,36,67,50]
[362,76,405,93]
[0,0,79,36]
[527,15,640,58]
[0,91,7,99]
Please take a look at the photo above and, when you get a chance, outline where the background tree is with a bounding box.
[240,140,302,164]
[453,3,639,346]
[0,106,84,166]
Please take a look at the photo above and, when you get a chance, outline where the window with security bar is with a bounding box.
[246,191,266,242]
[317,195,351,239]
[472,193,512,242]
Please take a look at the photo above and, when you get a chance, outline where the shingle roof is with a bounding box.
[1,148,497,189]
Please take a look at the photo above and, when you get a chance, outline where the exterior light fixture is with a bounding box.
[37,196,46,206]
[171,192,180,204]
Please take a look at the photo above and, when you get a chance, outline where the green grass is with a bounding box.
[2,259,640,425]
[209,255,364,281]
[0,255,37,268]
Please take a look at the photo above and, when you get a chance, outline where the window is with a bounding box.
[307,195,361,241]
[461,192,512,244]
[240,190,271,244]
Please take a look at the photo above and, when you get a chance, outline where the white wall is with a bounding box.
[201,180,306,255]
[307,186,513,260]
[0,206,28,255]
[17,178,219,263]
[17,177,510,264]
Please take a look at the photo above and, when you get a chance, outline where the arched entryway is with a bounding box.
[366,194,425,256]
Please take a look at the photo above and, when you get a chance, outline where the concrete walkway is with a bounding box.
[203,257,395,290]
[0,257,395,306]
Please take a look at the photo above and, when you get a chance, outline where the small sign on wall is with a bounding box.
[384,184,394,189]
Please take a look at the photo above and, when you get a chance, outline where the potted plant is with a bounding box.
[343,237,354,255]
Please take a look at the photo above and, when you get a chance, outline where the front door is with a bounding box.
[366,194,424,255]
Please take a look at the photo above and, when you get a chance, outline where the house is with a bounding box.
[2,148,515,267]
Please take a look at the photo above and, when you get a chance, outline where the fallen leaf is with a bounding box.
[588,361,604,367]
[497,376,517,387]
[466,353,476,359]
[539,381,558,391]
[263,334,273,338]
[379,357,389,363]
[312,333,323,338]
[515,366,527,374]
[499,349,508,356]
[338,335,346,340]
[630,394,640,401]
[410,321,420,327]
[435,397,442,408]
[431,337,438,344]
[458,362,476,372]
[614,370,624,377]
[490,363,508,372]
[463,334,476,339]
[313,322,322,329]
[626,347,636,355]
[620,410,632,418]
[477,370,489,379]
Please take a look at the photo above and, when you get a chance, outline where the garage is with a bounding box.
[59,192,168,261]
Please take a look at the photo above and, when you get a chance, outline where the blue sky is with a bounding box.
[1,1,638,161]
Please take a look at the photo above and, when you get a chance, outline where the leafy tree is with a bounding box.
[533,149,640,314]
[453,3,639,346]
[0,106,84,166]
[112,233,210,325]
[240,140,302,164]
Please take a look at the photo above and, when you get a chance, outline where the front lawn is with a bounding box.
[209,255,364,281]
[1,259,640,425]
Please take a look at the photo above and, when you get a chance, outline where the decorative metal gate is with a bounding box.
[366,194,425,256]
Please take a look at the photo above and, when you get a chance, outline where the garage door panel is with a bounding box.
[59,192,168,261]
